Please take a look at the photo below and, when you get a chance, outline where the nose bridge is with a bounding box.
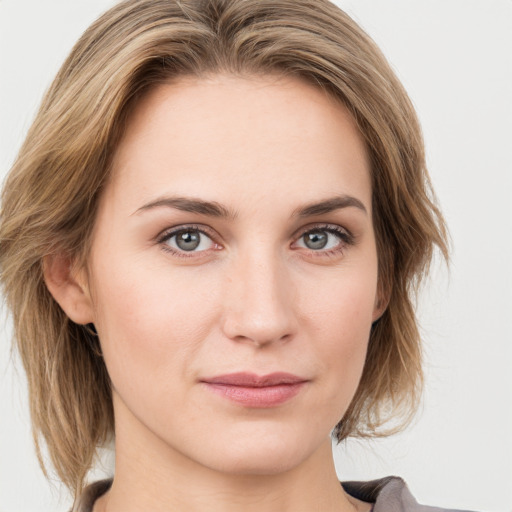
[222,243,296,346]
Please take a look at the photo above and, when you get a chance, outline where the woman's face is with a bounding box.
[83,74,382,475]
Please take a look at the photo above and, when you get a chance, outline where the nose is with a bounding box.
[221,248,298,347]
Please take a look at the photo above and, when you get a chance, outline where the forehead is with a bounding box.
[106,73,371,217]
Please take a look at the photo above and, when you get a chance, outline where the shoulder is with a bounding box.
[342,476,477,512]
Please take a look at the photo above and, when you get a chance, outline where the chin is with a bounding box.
[193,426,325,477]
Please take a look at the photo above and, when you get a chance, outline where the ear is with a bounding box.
[372,282,390,324]
[43,253,94,324]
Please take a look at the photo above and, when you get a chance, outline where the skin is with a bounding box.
[46,74,383,512]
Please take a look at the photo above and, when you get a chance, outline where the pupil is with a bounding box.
[176,231,200,251]
[305,231,327,250]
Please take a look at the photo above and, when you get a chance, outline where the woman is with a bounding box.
[0,0,475,511]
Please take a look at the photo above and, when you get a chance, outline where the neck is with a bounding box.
[95,432,359,512]
[93,394,365,512]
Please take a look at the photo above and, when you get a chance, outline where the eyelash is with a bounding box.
[156,223,354,259]
[296,224,354,259]
[157,224,218,259]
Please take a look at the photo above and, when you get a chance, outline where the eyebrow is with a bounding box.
[135,196,238,219]
[292,195,367,217]
[134,194,367,219]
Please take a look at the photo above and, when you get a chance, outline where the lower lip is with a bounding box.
[203,382,306,407]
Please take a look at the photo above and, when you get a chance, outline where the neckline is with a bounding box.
[75,477,393,512]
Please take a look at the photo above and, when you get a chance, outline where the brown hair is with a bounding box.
[0,0,447,497]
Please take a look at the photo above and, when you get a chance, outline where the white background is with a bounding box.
[0,1,511,511]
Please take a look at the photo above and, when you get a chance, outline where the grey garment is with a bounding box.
[73,476,474,512]
[342,476,475,512]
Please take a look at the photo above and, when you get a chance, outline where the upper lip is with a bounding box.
[201,372,307,387]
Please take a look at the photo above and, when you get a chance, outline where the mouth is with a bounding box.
[200,372,308,407]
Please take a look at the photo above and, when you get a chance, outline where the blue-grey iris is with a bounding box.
[304,231,328,250]
[176,231,201,251]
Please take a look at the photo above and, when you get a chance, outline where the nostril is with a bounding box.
[221,311,296,347]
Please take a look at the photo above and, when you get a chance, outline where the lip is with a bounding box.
[200,372,308,408]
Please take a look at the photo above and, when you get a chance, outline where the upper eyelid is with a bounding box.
[157,222,351,241]
[293,223,353,240]
[156,224,216,242]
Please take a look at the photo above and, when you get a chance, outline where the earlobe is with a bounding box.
[43,253,95,325]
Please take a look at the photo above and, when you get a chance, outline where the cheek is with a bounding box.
[303,261,377,338]
[301,266,377,403]
[90,256,221,396]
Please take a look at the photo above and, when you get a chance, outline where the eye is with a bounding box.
[160,227,217,254]
[294,226,352,253]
